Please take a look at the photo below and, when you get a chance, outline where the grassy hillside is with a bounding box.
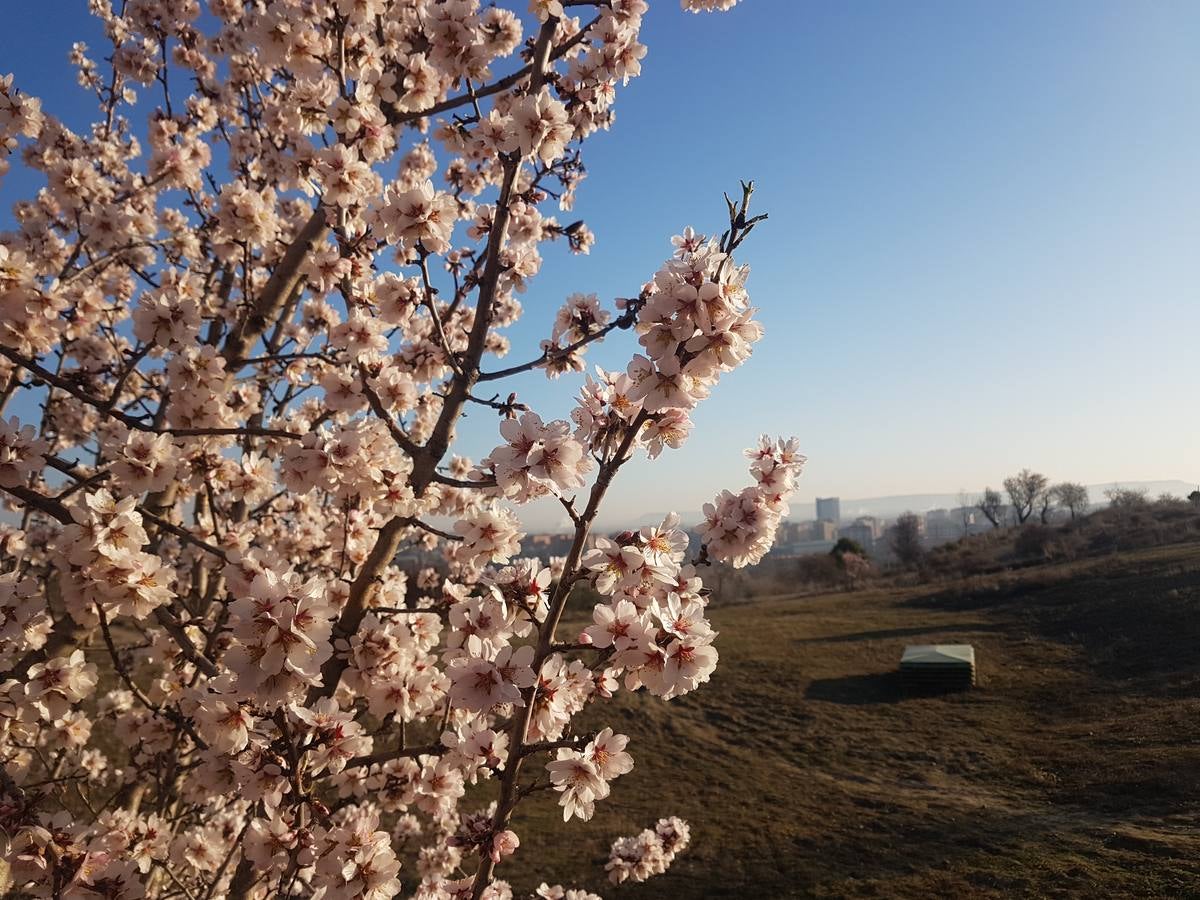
[504,543,1200,898]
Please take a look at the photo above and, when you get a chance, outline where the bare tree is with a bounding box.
[977,487,1005,529]
[957,490,976,534]
[1105,486,1148,509]
[1050,482,1089,520]
[1037,487,1054,524]
[890,512,924,566]
[1004,469,1049,524]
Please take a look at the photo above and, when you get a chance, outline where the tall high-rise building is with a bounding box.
[816,496,841,523]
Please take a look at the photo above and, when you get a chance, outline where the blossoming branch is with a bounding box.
[0,1,797,899]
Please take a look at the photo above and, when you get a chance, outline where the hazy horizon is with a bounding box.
[529,478,1200,533]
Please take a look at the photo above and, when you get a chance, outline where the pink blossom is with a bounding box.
[447,644,536,713]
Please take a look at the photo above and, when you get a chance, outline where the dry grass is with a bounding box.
[501,543,1200,898]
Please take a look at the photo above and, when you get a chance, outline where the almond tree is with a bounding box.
[0,1,803,898]
[1050,481,1089,520]
[976,487,1005,529]
[1003,469,1049,525]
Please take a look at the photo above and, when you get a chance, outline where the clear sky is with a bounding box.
[3,1,1198,530]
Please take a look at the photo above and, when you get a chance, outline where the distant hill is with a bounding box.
[609,480,1198,531]
[827,480,1197,522]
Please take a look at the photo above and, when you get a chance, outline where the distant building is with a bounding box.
[811,520,838,541]
[816,497,841,523]
[765,521,835,558]
[838,520,876,551]
[776,521,805,546]
[924,508,962,543]
[852,516,884,540]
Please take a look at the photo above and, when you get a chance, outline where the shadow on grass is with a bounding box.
[794,622,1001,644]
[804,671,904,705]
[903,582,1051,611]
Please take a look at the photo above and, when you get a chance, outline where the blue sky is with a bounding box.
[3,2,1198,529]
